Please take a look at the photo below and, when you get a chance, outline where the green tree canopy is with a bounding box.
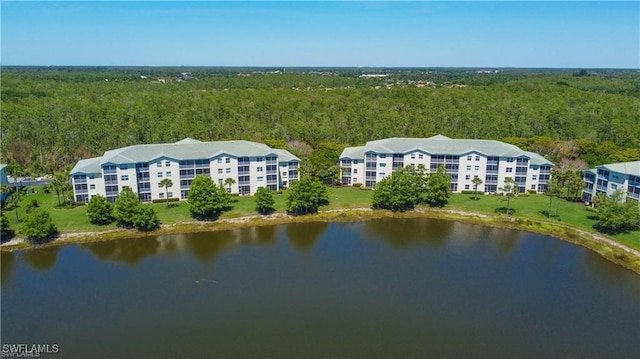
[20,209,58,244]
[188,175,231,219]
[87,195,114,225]
[113,187,141,227]
[158,178,174,207]
[255,187,276,215]
[422,165,452,207]
[594,190,640,234]
[286,177,329,215]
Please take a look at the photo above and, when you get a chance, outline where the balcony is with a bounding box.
[596,185,608,192]
[238,170,250,176]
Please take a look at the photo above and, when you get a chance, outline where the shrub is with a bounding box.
[352,183,363,188]
[527,190,537,194]
[20,209,58,244]
[87,195,114,225]
[151,197,180,204]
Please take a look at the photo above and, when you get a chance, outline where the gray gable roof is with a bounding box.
[71,157,102,174]
[340,135,554,165]
[99,139,295,165]
[72,139,299,174]
[599,161,640,176]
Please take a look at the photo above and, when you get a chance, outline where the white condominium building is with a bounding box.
[582,161,640,203]
[71,138,300,203]
[339,135,554,193]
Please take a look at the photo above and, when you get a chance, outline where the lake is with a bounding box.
[2,218,639,358]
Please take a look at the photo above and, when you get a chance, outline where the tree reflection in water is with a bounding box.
[21,246,61,271]
[286,222,328,252]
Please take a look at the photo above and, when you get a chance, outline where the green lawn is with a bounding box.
[3,186,638,250]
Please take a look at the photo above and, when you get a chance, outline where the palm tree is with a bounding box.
[158,178,173,207]
[499,177,518,216]
[471,176,483,201]
[6,187,26,222]
[224,177,236,193]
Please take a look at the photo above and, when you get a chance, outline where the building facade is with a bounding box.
[71,138,299,203]
[339,135,554,193]
[582,161,640,204]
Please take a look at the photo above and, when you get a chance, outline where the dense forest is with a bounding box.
[1,67,639,175]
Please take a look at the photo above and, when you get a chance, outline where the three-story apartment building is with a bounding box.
[71,138,299,203]
[582,161,640,204]
[339,135,553,193]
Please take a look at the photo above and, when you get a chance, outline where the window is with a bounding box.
[283,172,287,177]
[532,175,537,180]
[531,185,536,190]
[90,184,96,190]
[218,169,223,174]
[379,172,386,177]
[474,166,479,171]
[611,184,618,190]
[258,176,264,182]
[218,158,222,164]
[120,164,128,170]
[506,158,514,163]
[257,157,264,162]
[157,172,163,178]
[225,157,230,163]
[166,171,171,177]
[226,168,231,173]
[167,192,173,198]
[218,179,223,184]
[159,193,165,199]
[353,160,358,164]
[157,162,162,168]
[476,156,480,161]
[466,165,471,170]
[411,154,416,159]
[506,168,513,173]
[353,169,358,174]
[379,163,386,167]
[165,160,171,167]
[467,155,472,160]
[257,167,263,172]
[88,175,95,180]
[465,184,470,190]
[121,175,129,181]
[379,154,386,159]
[465,175,470,180]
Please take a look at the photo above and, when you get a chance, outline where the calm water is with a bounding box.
[1,218,639,358]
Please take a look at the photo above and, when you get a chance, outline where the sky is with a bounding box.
[1,1,638,68]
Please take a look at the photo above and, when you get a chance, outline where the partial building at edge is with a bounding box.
[582,161,640,203]
[339,135,554,193]
[70,138,300,203]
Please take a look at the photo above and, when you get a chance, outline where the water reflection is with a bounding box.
[185,230,239,263]
[82,237,162,266]
[1,251,16,286]
[363,218,451,248]
[285,222,328,251]
[20,247,61,271]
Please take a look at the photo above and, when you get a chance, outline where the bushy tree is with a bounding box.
[188,175,231,219]
[286,177,329,215]
[422,165,452,207]
[301,145,342,185]
[113,187,141,227]
[20,209,58,244]
[132,205,159,231]
[594,190,640,234]
[0,212,15,241]
[112,187,159,230]
[255,187,275,215]
[87,195,114,225]
[372,166,424,211]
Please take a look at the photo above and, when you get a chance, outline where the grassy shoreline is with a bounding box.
[2,187,639,274]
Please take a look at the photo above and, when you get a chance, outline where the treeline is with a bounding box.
[1,68,639,174]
